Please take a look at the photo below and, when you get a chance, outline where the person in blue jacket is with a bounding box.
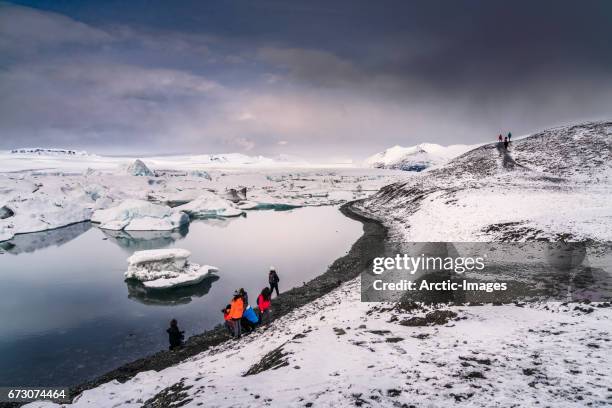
[241,305,259,333]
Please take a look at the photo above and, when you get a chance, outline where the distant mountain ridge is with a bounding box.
[364,143,475,171]
[10,148,91,156]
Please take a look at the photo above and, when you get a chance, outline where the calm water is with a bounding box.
[0,206,362,387]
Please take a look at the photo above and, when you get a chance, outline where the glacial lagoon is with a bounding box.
[0,206,362,387]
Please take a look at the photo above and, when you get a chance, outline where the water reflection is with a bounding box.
[102,226,189,251]
[126,275,220,306]
[0,222,91,255]
[0,206,363,387]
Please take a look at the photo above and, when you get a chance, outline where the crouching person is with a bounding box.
[222,305,233,336]
[242,305,260,333]
[167,319,185,350]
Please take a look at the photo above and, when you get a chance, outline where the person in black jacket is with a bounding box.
[238,287,249,306]
[167,319,185,350]
[269,267,280,297]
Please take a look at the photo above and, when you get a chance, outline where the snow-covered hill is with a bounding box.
[364,143,475,171]
[357,121,612,242]
[20,121,612,408]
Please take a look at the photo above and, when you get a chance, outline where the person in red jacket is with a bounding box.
[257,287,272,324]
[222,305,233,335]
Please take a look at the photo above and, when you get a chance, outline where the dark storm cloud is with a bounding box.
[1,1,611,159]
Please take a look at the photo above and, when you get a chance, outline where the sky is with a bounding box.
[1,0,611,160]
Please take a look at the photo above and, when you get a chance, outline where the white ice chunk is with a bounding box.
[142,264,218,289]
[0,197,91,242]
[175,192,244,217]
[92,199,189,231]
[125,248,218,290]
[127,159,154,176]
[236,200,259,210]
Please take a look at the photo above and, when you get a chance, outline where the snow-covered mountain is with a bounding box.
[364,143,475,171]
[9,148,91,156]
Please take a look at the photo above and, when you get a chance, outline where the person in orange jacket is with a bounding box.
[229,291,244,338]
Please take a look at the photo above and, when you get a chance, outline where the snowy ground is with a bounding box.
[28,277,611,408]
[356,122,612,242]
[11,122,612,407]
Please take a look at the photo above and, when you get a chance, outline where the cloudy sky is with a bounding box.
[1,1,611,160]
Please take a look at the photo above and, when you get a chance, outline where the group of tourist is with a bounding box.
[166,267,281,348]
[497,131,512,149]
[222,267,280,338]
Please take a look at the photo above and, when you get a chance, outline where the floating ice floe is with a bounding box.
[0,198,92,242]
[91,199,189,231]
[125,248,218,290]
[175,192,244,217]
[236,200,259,210]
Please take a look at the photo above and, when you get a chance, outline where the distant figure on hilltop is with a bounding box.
[269,267,280,297]
[504,136,509,150]
[507,132,512,141]
[498,134,503,142]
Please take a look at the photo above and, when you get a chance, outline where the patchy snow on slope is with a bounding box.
[358,121,612,242]
[91,199,189,231]
[365,143,475,171]
[26,277,612,408]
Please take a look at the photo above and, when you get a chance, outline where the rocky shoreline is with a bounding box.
[63,201,387,402]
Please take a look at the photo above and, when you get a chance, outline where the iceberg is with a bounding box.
[125,248,218,290]
[91,199,189,231]
[127,159,154,176]
[0,197,92,242]
[175,192,244,217]
[222,186,247,202]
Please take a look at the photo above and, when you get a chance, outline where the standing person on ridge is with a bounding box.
[504,136,509,150]
[229,290,244,338]
[507,132,512,142]
[269,267,280,297]
[498,134,503,142]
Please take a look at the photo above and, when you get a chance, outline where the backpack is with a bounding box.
[243,306,259,324]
